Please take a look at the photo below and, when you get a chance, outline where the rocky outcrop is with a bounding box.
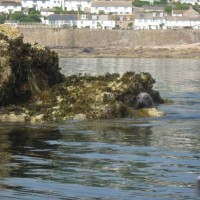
[0,25,64,106]
[0,25,165,123]
[0,72,165,123]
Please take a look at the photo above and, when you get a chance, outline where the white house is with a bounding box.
[62,0,91,12]
[91,1,132,15]
[40,8,56,16]
[172,10,187,17]
[22,0,61,11]
[166,16,200,29]
[47,14,116,29]
[173,0,200,5]
[0,0,21,13]
[47,14,77,27]
[142,5,164,12]
[134,12,166,29]
[76,14,116,29]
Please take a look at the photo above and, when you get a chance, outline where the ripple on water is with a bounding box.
[0,58,200,200]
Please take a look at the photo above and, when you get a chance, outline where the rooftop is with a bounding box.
[91,1,132,7]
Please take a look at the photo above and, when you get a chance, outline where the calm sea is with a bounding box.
[0,58,199,200]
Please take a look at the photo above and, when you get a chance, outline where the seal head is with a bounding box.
[136,92,154,109]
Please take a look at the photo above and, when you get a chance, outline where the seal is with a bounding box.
[135,92,154,109]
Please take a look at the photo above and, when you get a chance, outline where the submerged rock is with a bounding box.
[136,108,165,117]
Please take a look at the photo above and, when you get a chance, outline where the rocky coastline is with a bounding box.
[0,25,167,123]
[52,44,200,59]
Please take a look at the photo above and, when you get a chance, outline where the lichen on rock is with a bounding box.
[0,71,165,123]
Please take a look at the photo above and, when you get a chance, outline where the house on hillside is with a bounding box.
[77,14,116,29]
[172,10,186,17]
[132,6,144,14]
[174,0,200,5]
[47,14,77,27]
[91,1,132,15]
[116,14,134,29]
[172,7,199,17]
[166,16,200,29]
[183,7,199,17]
[40,8,56,16]
[47,14,116,29]
[62,0,91,12]
[21,0,61,11]
[134,12,166,29]
[142,5,164,12]
[0,0,21,13]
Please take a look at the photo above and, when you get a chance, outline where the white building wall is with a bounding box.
[49,0,61,8]
[134,18,166,29]
[179,0,199,5]
[91,6,132,14]
[48,19,76,27]
[166,19,200,28]
[75,19,115,29]
[22,0,61,11]
[0,4,21,13]
[101,20,115,29]
[64,0,90,11]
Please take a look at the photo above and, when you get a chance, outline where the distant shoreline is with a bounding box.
[52,45,200,59]
[20,28,200,59]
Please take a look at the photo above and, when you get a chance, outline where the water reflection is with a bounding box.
[0,119,199,199]
[0,124,61,181]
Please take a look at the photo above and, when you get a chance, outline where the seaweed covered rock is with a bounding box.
[0,25,165,123]
[0,72,165,123]
[0,25,64,106]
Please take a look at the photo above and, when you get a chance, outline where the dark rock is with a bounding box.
[0,72,165,123]
[0,25,64,106]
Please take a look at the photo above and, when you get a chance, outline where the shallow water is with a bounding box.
[0,58,200,200]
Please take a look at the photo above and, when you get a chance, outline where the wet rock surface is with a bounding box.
[0,72,165,123]
[0,25,166,123]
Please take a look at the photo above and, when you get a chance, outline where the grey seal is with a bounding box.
[135,92,154,109]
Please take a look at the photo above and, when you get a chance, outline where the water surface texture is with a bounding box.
[0,58,200,200]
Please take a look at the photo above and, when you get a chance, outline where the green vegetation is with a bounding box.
[133,0,167,7]
[54,7,86,14]
[9,11,41,22]
[193,3,200,13]
[132,0,191,15]
[0,13,6,24]
[164,3,190,14]
[153,0,168,5]
[174,2,189,10]
[29,8,40,15]
[54,7,63,14]
[164,5,172,14]
[133,0,150,7]
[99,10,105,15]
